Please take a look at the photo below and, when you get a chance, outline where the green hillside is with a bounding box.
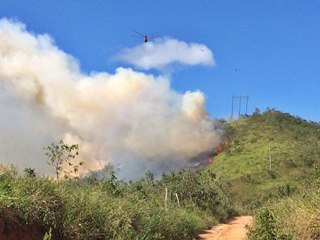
[208,109,320,211]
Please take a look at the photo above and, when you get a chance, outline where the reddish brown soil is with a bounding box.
[198,216,253,240]
[0,208,48,240]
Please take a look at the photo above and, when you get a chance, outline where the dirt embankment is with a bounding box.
[0,207,252,240]
[0,208,48,240]
[198,216,253,240]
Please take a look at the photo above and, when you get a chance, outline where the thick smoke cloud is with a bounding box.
[0,19,222,179]
[115,37,215,70]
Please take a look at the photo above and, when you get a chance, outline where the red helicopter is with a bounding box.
[131,30,157,43]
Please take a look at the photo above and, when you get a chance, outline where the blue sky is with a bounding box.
[1,0,320,121]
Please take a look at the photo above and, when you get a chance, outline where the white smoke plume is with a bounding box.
[0,18,222,179]
[115,37,215,70]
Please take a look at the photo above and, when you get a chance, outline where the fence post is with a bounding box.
[165,188,168,210]
[175,193,180,207]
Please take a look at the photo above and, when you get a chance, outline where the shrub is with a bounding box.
[246,208,279,240]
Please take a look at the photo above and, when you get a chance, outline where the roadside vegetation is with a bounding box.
[0,164,234,239]
[245,155,320,240]
[246,176,320,240]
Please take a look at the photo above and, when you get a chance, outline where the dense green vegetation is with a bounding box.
[0,165,234,239]
[2,109,320,239]
[207,109,320,239]
[246,174,320,240]
[210,109,320,212]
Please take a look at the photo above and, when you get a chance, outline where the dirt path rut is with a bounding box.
[197,216,253,240]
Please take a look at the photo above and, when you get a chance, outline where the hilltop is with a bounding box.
[208,109,320,211]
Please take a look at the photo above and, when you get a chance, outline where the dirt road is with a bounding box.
[197,216,253,240]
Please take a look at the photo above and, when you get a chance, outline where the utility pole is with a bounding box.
[245,96,249,116]
[238,96,242,117]
[268,138,272,171]
[231,96,234,120]
[233,96,242,118]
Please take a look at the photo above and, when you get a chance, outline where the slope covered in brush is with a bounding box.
[0,166,235,240]
[209,109,320,211]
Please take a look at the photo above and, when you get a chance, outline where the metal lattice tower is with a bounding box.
[231,95,249,119]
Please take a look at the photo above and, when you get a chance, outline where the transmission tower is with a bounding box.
[230,95,249,119]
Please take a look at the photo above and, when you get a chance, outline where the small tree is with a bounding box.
[252,108,261,117]
[144,170,154,183]
[24,167,36,178]
[44,140,82,181]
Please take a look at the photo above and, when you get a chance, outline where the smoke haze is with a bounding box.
[0,19,222,179]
